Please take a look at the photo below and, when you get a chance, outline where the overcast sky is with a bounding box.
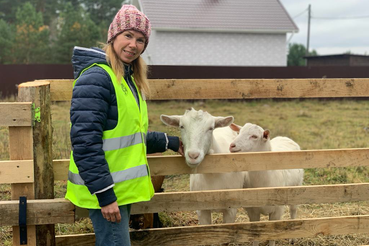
[279,0,369,55]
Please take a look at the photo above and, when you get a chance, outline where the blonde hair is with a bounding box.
[102,43,151,97]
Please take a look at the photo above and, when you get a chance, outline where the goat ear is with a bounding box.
[185,107,194,113]
[229,123,241,133]
[214,116,234,128]
[160,115,181,127]
[263,129,270,140]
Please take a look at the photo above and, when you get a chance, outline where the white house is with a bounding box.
[131,0,298,66]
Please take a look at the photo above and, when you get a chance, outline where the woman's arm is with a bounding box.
[146,131,183,155]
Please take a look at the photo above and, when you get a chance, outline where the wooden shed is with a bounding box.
[305,54,369,66]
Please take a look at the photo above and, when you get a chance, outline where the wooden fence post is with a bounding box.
[11,81,55,245]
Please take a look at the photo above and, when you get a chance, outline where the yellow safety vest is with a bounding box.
[65,63,154,209]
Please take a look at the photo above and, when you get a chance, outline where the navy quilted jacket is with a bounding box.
[70,46,179,207]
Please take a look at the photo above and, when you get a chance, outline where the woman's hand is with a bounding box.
[178,140,184,156]
[101,201,121,223]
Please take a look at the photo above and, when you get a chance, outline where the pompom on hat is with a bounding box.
[107,5,151,52]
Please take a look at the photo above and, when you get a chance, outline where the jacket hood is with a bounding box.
[72,46,108,79]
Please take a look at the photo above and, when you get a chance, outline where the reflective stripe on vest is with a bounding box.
[102,132,146,151]
[68,164,148,185]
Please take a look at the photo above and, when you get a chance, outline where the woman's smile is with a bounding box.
[123,49,136,57]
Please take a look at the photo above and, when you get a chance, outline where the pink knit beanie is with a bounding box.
[107,5,151,51]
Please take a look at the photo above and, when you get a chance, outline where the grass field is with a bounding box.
[1,98,369,245]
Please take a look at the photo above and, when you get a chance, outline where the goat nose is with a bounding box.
[229,143,236,151]
[188,151,200,160]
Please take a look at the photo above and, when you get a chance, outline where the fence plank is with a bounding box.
[148,148,369,175]
[48,79,73,102]
[47,78,369,101]
[190,148,369,174]
[131,183,369,214]
[53,159,69,180]
[18,81,55,245]
[148,78,369,100]
[128,215,369,245]
[0,160,34,184]
[9,125,36,245]
[66,183,369,217]
[0,102,32,126]
[56,233,95,246]
[54,215,369,246]
[52,148,369,179]
[0,198,74,227]
[1,187,367,241]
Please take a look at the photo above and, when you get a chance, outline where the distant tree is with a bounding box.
[0,1,61,57]
[58,0,81,8]
[53,2,101,63]
[29,0,61,26]
[0,18,14,64]
[0,0,81,26]
[0,0,123,64]
[12,2,51,64]
[0,0,24,23]
[81,0,123,40]
[82,0,122,24]
[287,43,318,66]
[310,49,318,56]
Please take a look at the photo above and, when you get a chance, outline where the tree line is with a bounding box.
[0,0,124,64]
[0,1,315,65]
[288,43,318,66]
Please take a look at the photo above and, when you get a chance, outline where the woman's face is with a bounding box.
[113,30,146,64]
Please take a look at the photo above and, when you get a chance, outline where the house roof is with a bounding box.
[139,0,298,33]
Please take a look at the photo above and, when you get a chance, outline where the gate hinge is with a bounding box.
[19,196,27,245]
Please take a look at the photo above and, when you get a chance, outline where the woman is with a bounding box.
[65,5,183,246]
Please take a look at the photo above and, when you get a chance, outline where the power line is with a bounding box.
[312,15,369,20]
[292,8,308,19]
[291,7,369,20]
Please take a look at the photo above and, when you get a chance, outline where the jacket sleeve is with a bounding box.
[146,131,180,154]
[70,66,116,207]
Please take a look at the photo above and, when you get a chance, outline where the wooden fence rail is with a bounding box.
[0,102,33,127]
[0,199,74,227]
[0,78,368,245]
[2,182,369,224]
[128,215,369,246]
[0,160,34,184]
[54,215,369,246]
[20,78,369,101]
[51,148,369,179]
[3,148,369,184]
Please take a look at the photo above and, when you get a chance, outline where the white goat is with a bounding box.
[160,108,245,225]
[229,123,304,246]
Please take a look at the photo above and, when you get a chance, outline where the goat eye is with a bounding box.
[180,125,184,129]
[251,135,258,139]
[208,127,214,131]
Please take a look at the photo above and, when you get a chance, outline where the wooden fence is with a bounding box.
[0,78,369,245]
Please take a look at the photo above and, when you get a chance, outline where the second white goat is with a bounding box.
[229,123,304,246]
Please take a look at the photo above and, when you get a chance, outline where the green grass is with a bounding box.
[1,98,369,245]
